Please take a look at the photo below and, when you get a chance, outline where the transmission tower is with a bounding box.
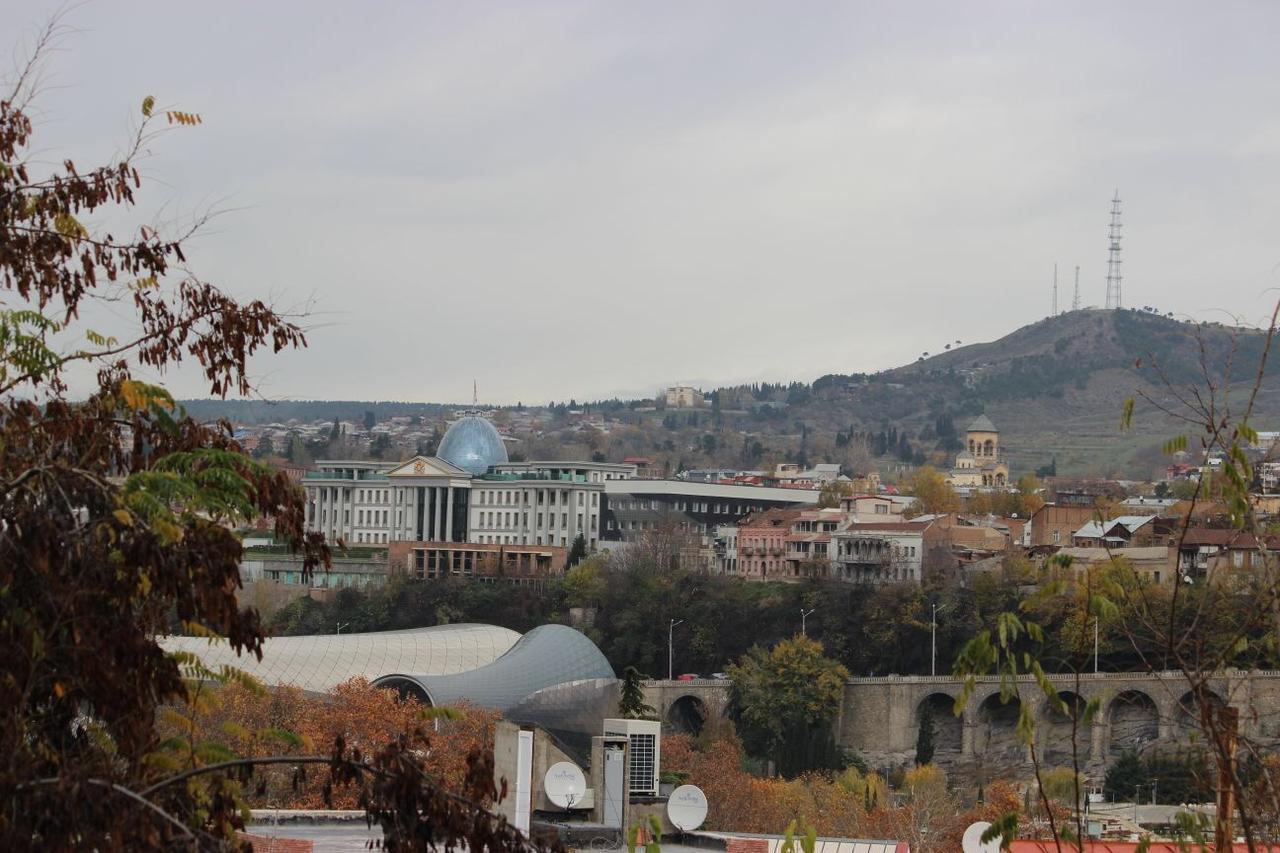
[1105,191,1123,309]
[1072,265,1080,311]
[1052,263,1058,316]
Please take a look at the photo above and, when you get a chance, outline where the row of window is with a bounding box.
[474,510,592,531]
[474,534,574,547]
[609,498,761,514]
[358,508,388,525]
[357,488,389,504]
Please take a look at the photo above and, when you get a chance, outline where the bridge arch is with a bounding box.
[915,692,962,758]
[976,692,1025,765]
[1041,691,1089,767]
[665,694,708,734]
[1108,690,1159,756]
[1176,688,1226,739]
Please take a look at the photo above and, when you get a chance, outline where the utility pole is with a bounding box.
[668,618,684,681]
[800,608,815,635]
[1094,617,1099,673]
[931,603,947,676]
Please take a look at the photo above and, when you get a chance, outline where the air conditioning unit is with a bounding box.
[603,718,661,797]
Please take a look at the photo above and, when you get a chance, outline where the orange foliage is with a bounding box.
[662,733,1033,853]
[167,678,498,809]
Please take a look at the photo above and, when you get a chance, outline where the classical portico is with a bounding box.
[385,456,473,543]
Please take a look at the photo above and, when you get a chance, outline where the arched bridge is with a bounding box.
[646,670,1280,771]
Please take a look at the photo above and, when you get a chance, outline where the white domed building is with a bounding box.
[301,410,637,581]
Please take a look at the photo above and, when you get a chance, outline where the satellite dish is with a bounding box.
[962,821,1001,853]
[543,762,586,809]
[666,784,708,831]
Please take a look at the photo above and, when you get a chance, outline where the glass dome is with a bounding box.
[436,415,508,475]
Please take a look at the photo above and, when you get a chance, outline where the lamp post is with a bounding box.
[800,608,815,635]
[336,621,349,635]
[668,618,684,681]
[1094,616,1099,673]
[931,604,947,676]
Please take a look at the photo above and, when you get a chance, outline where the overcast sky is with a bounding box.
[12,1,1280,405]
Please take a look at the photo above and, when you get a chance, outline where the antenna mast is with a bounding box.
[1105,191,1123,309]
[1052,263,1058,316]
[473,379,478,407]
[1072,265,1080,311]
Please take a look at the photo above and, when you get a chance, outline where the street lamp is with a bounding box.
[931,604,947,676]
[336,621,349,635]
[800,608,815,635]
[668,618,684,681]
[1094,616,1100,673]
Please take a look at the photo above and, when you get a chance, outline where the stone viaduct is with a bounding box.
[645,670,1280,773]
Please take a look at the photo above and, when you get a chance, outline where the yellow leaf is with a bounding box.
[113,509,133,527]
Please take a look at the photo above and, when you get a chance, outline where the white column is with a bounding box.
[445,485,455,543]
[434,486,444,543]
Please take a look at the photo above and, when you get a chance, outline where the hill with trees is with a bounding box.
[183,308,1277,480]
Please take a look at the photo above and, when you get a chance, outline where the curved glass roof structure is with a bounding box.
[374,624,615,712]
[160,623,520,693]
[437,415,508,475]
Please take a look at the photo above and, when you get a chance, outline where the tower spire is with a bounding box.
[1105,191,1123,309]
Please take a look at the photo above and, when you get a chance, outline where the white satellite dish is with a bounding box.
[543,762,587,809]
[961,821,1001,853]
[666,784,708,831]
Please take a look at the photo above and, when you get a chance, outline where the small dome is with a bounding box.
[437,415,508,475]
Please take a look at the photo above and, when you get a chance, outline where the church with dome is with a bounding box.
[947,414,1009,489]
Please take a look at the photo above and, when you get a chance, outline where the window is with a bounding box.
[1233,550,1245,568]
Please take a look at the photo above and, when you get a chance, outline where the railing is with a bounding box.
[643,670,1280,687]
[302,471,388,481]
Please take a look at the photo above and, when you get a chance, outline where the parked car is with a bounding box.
[710,672,730,680]
[675,673,699,681]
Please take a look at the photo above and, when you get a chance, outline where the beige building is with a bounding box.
[664,385,706,408]
[949,414,1009,489]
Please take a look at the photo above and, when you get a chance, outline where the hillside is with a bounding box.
[180,309,1279,480]
[803,309,1277,476]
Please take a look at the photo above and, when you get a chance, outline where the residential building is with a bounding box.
[782,507,847,578]
[1171,528,1280,585]
[1028,502,1100,547]
[712,524,739,575]
[736,508,805,579]
[831,520,940,583]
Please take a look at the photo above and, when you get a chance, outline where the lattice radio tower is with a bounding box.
[1105,191,1123,309]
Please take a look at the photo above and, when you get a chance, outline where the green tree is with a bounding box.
[567,533,587,567]
[727,636,849,776]
[915,701,935,766]
[363,409,376,430]
[618,666,656,719]
[1104,750,1145,802]
[561,555,605,607]
[253,433,275,459]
